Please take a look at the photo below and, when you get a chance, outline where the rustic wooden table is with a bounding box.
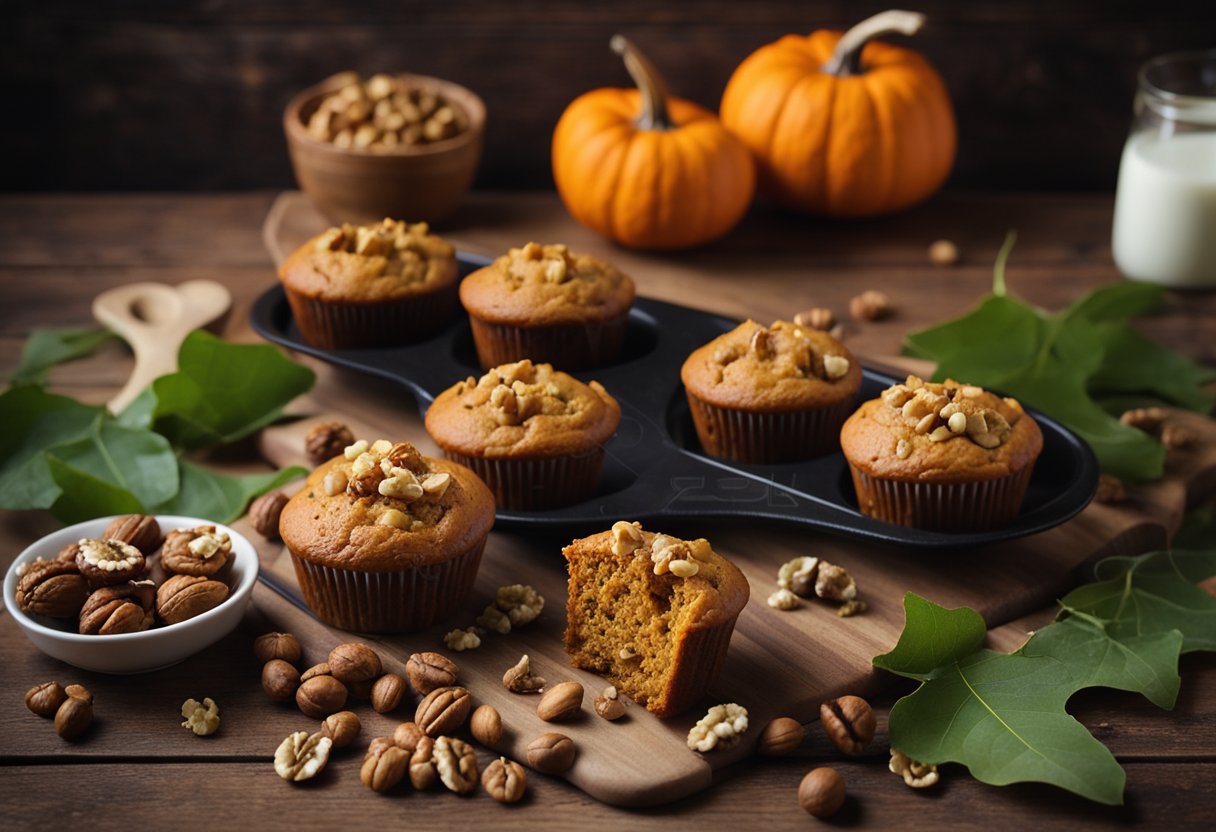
[1,192,1213,830]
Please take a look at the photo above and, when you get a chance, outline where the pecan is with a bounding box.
[254,632,302,664]
[415,686,471,737]
[361,742,408,792]
[156,574,228,625]
[274,731,332,782]
[160,526,231,577]
[304,421,355,465]
[799,767,846,818]
[15,560,88,618]
[101,514,163,556]
[25,682,67,718]
[470,704,502,746]
[758,717,804,756]
[75,538,146,587]
[79,581,155,634]
[296,675,348,719]
[536,681,583,722]
[482,757,527,803]
[371,674,407,714]
[820,695,876,755]
[327,642,382,684]
[409,736,438,790]
[526,732,576,774]
[405,651,458,695]
[320,711,361,749]
[392,721,425,753]
[262,659,301,702]
[503,654,546,694]
[301,662,331,682]
[249,491,288,539]
[55,696,93,740]
[433,736,479,794]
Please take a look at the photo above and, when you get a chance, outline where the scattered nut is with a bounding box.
[837,599,868,617]
[526,732,577,774]
[482,756,528,803]
[537,681,584,722]
[305,421,356,465]
[328,642,382,685]
[25,682,67,717]
[301,662,331,682]
[1162,423,1197,449]
[495,584,545,627]
[793,307,836,331]
[405,651,458,695]
[415,686,472,737]
[409,736,439,789]
[434,736,479,794]
[687,703,749,752]
[361,741,409,792]
[503,654,546,694]
[777,556,819,597]
[593,687,626,721]
[815,561,857,602]
[64,684,92,703]
[101,514,163,556]
[767,588,801,610]
[321,711,362,748]
[890,749,940,788]
[392,721,425,752]
[262,659,302,703]
[820,695,876,755]
[274,731,332,782]
[849,289,893,322]
[470,704,503,746]
[54,696,93,740]
[758,717,805,756]
[296,675,349,719]
[254,632,302,664]
[181,697,221,736]
[371,673,407,714]
[1095,472,1129,504]
[1119,406,1167,433]
[799,767,846,818]
[928,239,960,266]
[443,627,481,652]
[249,491,289,540]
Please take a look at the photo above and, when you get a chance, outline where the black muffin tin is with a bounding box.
[252,252,1098,548]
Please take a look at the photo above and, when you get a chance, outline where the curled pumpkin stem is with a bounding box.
[823,9,927,77]
[610,35,674,131]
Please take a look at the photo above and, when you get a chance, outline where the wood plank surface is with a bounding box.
[1,192,1215,827]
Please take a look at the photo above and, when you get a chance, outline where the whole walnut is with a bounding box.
[305,421,355,465]
[296,675,348,719]
[328,643,382,685]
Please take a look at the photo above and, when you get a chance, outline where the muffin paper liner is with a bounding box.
[467,313,628,371]
[650,614,740,718]
[685,393,854,464]
[848,464,1035,533]
[288,534,486,634]
[285,283,457,349]
[441,449,605,511]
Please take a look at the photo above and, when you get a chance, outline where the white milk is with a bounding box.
[1112,131,1216,288]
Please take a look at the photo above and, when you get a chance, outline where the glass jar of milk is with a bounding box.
[1112,51,1216,288]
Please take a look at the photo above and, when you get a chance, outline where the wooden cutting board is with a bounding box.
[243,402,1216,808]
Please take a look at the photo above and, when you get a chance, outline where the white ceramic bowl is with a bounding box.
[3,515,259,674]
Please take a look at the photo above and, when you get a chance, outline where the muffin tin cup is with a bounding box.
[284,283,458,350]
[440,448,606,511]
[685,393,857,465]
[848,465,1036,533]
[467,313,629,370]
[287,534,487,633]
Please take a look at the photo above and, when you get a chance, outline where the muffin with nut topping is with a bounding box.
[279,217,458,349]
[424,359,621,510]
[562,522,749,718]
[278,438,494,633]
[840,375,1043,532]
[458,242,635,369]
[681,319,862,464]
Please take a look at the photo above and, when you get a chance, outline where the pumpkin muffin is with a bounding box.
[458,242,635,369]
[279,218,459,349]
[279,437,494,633]
[425,359,621,510]
[840,375,1044,532]
[563,522,749,718]
[681,319,862,463]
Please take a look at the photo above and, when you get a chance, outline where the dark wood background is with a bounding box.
[3,0,1213,192]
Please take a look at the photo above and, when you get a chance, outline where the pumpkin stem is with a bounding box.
[611,35,674,131]
[822,9,927,77]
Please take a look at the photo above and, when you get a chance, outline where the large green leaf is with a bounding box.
[148,331,315,450]
[9,326,119,386]
[0,386,103,509]
[44,418,179,510]
[154,460,307,524]
[46,454,145,523]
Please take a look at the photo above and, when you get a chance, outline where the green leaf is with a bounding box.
[1175,505,1216,550]
[1088,328,1216,413]
[46,453,145,523]
[44,417,179,511]
[875,550,1216,806]
[0,386,102,509]
[9,327,118,386]
[154,459,307,523]
[148,331,315,451]
[1057,281,1164,324]
[902,295,1044,385]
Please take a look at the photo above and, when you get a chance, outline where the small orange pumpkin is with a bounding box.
[552,36,755,250]
[721,10,956,218]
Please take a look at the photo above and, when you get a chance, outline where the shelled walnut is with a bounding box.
[306,73,469,150]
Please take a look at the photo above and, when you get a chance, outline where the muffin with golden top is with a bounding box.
[425,359,621,510]
[458,242,635,369]
[278,437,494,633]
[681,319,862,464]
[563,522,749,718]
[279,217,458,349]
[840,375,1043,532]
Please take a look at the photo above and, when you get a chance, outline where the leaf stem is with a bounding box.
[993,230,1017,297]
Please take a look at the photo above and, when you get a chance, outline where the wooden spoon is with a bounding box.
[92,280,232,413]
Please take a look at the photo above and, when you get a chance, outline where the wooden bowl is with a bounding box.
[284,74,485,225]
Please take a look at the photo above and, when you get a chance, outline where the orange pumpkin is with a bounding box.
[552,36,755,250]
[720,10,956,218]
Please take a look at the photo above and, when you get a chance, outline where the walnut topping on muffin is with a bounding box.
[449,360,589,427]
[311,218,454,284]
[882,376,1020,452]
[341,438,447,505]
[709,321,850,384]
